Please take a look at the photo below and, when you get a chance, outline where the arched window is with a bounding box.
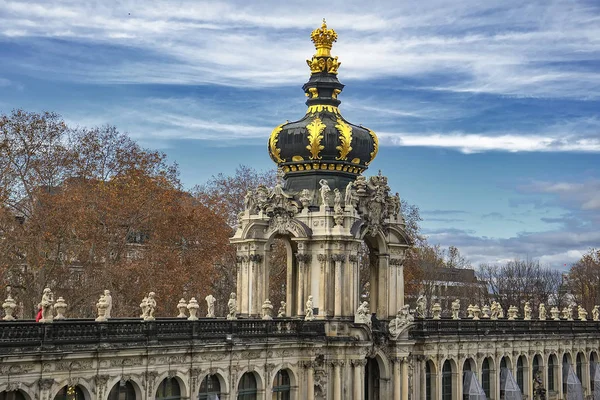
[237,373,257,400]
[548,355,556,392]
[0,391,27,400]
[442,361,453,400]
[500,357,507,370]
[272,370,291,400]
[517,356,525,393]
[54,386,85,400]
[576,353,584,384]
[426,362,433,400]
[108,381,136,400]
[563,353,571,395]
[156,378,181,400]
[590,352,598,394]
[482,358,491,399]
[198,375,221,400]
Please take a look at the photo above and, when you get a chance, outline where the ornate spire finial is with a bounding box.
[310,19,338,57]
[306,20,341,75]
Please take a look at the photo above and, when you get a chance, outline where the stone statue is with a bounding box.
[333,188,343,226]
[139,296,148,318]
[243,190,255,212]
[498,304,505,318]
[344,181,354,209]
[319,179,331,207]
[299,189,311,209]
[187,297,199,320]
[389,305,414,339]
[562,306,573,320]
[550,306,560,320]
[262,299,273,320]
[490,301,499,320]
[524,301,532,320]
[354,175,367,195]
[578,305,588,321]
[593,305,599,321]
[2,287,17,321]
[415,295,426,318]
[54,297,67,320]
[177,299,187,318]
[507,305,518,320]
[533,371,546,400]
[431,302,442,319]
[103,290,112,319]
[227,293,237,320]
[277,301,286,318]
[467,304,474,318]
[95,294,108,322]
[391,192,401,217]
[482,304,490,318]
[538,303,547,320]
[144,292,156,321]
[472,304,481,320]
[205,294,216,318]
[40,288,54,323]
[451,299,461,320]
[305,295,315,321]
[354,301,371,327]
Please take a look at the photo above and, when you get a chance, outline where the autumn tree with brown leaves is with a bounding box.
[0,110,231,318]
[568,248,600,311]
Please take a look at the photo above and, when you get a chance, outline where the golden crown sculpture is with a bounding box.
[306,19,341,74]
[310,19,338,57]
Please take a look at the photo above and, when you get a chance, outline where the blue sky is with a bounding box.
[1,0,599,269]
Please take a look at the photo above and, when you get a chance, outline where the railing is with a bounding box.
[0,318,326,354]
[410,318,600,339]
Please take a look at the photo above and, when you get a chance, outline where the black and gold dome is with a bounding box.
[268,20,379,192]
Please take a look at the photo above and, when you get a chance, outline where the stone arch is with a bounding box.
[234,368,265,398]
[548,353,559,393]
[440,358,459,400]
[271,366,298,399]
[515,353,529,396]
[105,376,143,400]
[262,232,299,317]
[50,381,93,400]
[153,370,189,399]
[563,351,573,366]
[499,354,513,371]
[425,359,438,400]
[0,388,33,400]
[197,370,229,400]
[480,356,495,400]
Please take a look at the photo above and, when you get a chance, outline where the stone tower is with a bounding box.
[231,20,411,320]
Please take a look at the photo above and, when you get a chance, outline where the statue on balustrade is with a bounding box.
[227,293,237,320]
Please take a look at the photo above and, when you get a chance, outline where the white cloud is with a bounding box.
[1,0,599,98]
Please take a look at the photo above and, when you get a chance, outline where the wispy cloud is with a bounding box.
[1,0,599,98]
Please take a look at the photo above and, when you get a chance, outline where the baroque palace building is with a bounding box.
[1,21,599,400]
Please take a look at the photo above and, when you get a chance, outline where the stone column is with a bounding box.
[352,359,367,400]
[393,358,402,400]
[348,255,358,315]
[236,256,244,314]
[240,256,249,315]
[419,357,426,400]
[304,362,315,400]
[388,262,397,319]
[296,254,311,317]
[583,358,590,396]
[377,254,390,317]
[249,254,263,316]
[332,255,345,317]
[286,254,294,317]
[317,254,327,317]
[402,357,409,400]
[333,360,344,400]
[390,258,403,314]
